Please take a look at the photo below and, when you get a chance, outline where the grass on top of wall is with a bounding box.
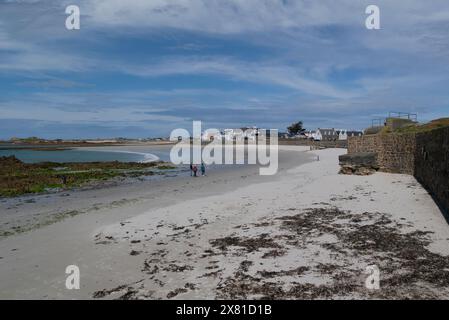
[394,118,449,134]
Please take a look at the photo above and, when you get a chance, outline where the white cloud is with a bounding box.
[118,56,358,99]
[80,0,361,34]
[80,0,449,36]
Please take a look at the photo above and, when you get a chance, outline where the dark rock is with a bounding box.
[339,152,379,175]
[339,152,378,166]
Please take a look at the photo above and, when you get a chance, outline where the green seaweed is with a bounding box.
[0,156,175,197]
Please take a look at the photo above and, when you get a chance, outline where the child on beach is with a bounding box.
[192,165,198,177]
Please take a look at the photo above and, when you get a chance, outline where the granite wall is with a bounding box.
[348,133,416,174]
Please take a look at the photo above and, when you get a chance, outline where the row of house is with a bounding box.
[201,127,264,142]
[200,127,363,142]
[304,128,363,141]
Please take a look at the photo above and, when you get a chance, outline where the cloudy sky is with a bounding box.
[1,0,449,139]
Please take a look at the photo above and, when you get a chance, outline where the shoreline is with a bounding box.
[1,146,448,299]
[0,146,311,239]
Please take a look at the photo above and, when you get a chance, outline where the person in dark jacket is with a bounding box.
[201,162,206,176]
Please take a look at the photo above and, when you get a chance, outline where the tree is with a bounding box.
[287,121,305,136]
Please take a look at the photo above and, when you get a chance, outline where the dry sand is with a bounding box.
[1,146,449,299]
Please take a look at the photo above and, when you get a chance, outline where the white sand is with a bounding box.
[1,146,448,299]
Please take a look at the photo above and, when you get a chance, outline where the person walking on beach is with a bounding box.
[190,163,193,176]
[192,165,198,177]
[201,162,206,176]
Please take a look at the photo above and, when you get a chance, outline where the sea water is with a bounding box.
[0,145,172,164]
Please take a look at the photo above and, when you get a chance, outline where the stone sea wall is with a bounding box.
[415,126,449,215]
[348,133,416,174]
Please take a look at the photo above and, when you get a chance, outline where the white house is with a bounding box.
[304,130,320,140]
[334,129,363,140]
[243,127,258,141]
[313,130,322,141]
[337,129,348,140]
[223,127,259,142]
[305,128,362,141]
[346,130,363,138]
[317,128,341,141]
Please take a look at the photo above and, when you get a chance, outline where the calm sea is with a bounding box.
[0,145,173,164]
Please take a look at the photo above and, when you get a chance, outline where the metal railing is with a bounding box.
[388,112,418,121]
[371,112,418,128]
[371,118,384,128]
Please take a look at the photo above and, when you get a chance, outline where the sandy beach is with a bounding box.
[1,146,449,299]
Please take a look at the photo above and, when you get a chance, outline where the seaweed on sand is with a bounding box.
[209,233,281,253]
[217,208,449,299]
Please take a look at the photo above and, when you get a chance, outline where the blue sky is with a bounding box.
[1,0,449,139]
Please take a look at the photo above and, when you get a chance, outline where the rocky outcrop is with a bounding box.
[339,152,379,175]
